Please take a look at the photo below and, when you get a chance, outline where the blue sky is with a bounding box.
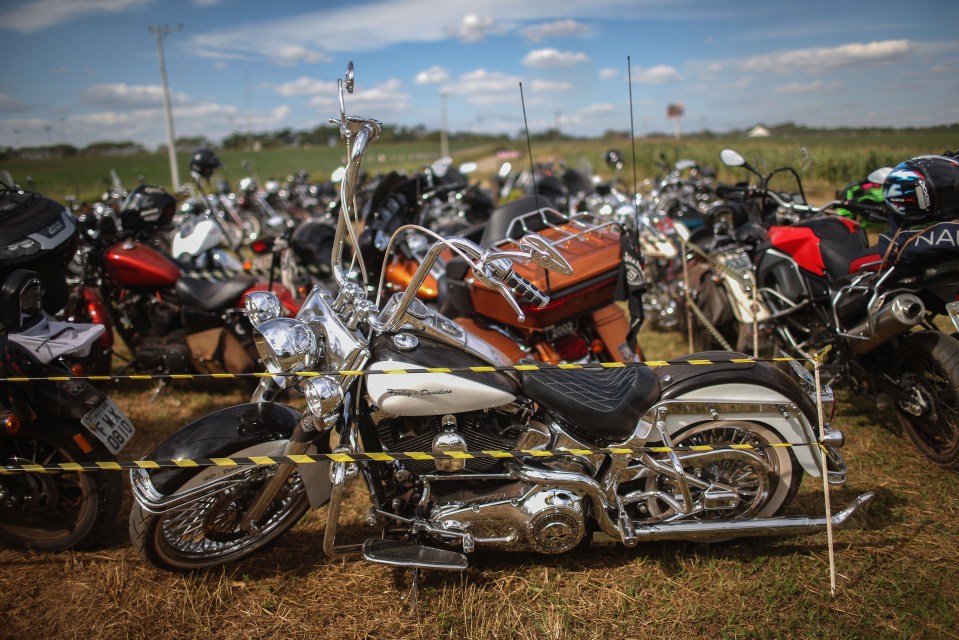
[1,0,957,149]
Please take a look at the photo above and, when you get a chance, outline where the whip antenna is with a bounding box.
[627,56,639,220]
[519,82,542,211]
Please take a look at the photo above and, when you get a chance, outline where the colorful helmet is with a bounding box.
[883,155,959,226]
[189,148,221,179]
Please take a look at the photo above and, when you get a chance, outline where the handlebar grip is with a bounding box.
[505,270,549,308]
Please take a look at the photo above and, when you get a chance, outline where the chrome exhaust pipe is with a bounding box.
[628,492,875,542]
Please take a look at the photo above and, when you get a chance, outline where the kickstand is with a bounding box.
[401,568,420,616]
[149,379,168,403]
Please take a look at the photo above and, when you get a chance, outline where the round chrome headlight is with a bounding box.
[245,291,282,325]
[303,376,344,426]
[254,318,319,375]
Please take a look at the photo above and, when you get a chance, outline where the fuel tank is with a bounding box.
[367,334,518,416]
[105,240,181,288]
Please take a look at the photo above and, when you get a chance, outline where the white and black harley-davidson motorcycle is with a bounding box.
[129,63,873,572]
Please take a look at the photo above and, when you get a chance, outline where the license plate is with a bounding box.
[81,396,136,455]
[545,320,577,342]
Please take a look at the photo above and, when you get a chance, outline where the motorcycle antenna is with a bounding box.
[518,82,542,211]
[627,56,639,222]
[518,81,551,294]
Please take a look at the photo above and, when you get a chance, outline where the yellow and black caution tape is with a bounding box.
[0,442,820,474]
[0,355,820,384]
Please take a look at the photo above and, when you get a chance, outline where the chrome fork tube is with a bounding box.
[239,415,314,533]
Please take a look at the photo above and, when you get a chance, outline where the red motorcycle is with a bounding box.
[65,198,299,376]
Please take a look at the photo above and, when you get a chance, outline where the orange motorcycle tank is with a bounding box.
[105,241,181,288]
[469,225,622,329]
[385,254,439,300]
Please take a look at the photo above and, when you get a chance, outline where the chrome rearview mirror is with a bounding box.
[720,149,746,167]
[519,234,573,276]
[337,61,355,133]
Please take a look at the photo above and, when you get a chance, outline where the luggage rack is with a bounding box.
[494,206,619,252]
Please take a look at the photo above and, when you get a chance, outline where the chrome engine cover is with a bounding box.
[430,482,586,554]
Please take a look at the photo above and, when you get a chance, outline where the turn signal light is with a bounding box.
[3,413,21,435]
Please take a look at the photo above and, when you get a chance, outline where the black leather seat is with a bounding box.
[521,363,661,443]
[175,273,258,312]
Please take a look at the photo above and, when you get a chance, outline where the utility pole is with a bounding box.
[149,23,183,190]
[440,91,450,158]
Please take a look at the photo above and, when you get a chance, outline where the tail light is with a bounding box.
[553,332,588,362]
[251,240,270,254]
[3,413,20,435]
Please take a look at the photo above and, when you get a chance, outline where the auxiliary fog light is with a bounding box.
[245,290,282,326]
[303,376,344,427]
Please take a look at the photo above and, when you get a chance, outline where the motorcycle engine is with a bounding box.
[375,411,523,475]
[429,483,587,554]
[376,411,590,554]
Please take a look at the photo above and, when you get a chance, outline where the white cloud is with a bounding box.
[213,62,229,71]
[0,92,31,113]
[739,39,914,74]
[773,80,845,95]
[599,68,620,80]
[0,0,152,33]
[442,69,522,105]
[271,45,332,67]
[185,0,673,61]
[80,83,191,109]
[444,13,500,43]
[414,65,451,85]
[521,19,593,42]
[529,79,573,93]
[523,48,590,68]
[310,79,410,116]
[269,76,337,98]
[631,65,684,84]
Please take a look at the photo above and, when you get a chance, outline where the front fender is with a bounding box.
[135,402,331,508]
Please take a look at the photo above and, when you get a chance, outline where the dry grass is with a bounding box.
[1,328,958,639]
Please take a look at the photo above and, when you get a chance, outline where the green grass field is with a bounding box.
[5,130,957,205]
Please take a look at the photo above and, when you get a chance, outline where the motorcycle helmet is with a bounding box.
[119,184,176,232]
[605,149,624,171]
[189,148,221,180]
[883,155,959,226]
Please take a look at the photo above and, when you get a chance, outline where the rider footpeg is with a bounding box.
[617,509,638,548]
[362,539,468,571]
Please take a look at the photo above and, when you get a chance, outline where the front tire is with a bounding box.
[0,421,123,552]
[893,331,959,468]
[129,464,309,571]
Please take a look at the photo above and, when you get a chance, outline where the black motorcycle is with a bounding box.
[0,270,129,550]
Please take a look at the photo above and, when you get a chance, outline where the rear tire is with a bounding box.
[0,421,123,551]
[129,463,309,571]
[643,420,803,523]
[893,331,959,468]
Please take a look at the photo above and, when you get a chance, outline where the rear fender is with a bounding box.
[653,355,823,476]
[134,402,331,508]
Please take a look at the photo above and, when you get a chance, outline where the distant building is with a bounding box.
[747,125,771,138]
